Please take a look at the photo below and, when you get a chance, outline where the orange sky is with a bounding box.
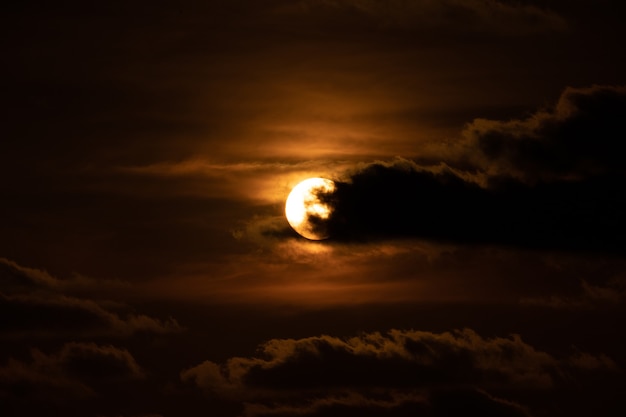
[2,1,626,416]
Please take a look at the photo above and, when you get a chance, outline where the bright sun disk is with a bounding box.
[285,178,335,240]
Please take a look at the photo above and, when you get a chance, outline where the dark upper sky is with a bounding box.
[2,1,626,416]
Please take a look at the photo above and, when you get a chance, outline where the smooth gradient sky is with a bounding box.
[2,1,626,416]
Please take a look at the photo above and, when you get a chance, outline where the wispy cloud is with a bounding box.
[0,257,127,293]
[283,0,567,34]
[0,258,182,339]
[521,277,626,310]
[117,159,355,203]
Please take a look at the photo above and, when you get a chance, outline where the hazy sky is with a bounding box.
[2,1,626,416]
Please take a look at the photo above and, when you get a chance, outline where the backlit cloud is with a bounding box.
[224,85,626,251]
[319,159,625,251]
[181,328,558,395]
[182,328,615,416]
[462,85,626,181]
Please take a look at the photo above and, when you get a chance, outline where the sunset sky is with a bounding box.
[2,1,626,416]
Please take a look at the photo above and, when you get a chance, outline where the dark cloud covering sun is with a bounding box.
[2,1,626,416]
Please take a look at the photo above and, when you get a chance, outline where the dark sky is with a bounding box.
[2,1,626,416]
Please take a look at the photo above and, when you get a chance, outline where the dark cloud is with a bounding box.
[318,159,625,251]
[0,342,143,401]
[0,258,182,338]
[0,257,127,293]
[242,388,531,417]
[52,342,144,381]
[0,258,186,416]
[180,328,586,394]
[294,86,626,250]
[462,85,626,181]
[182,328,614,416]
[0,293,182,338]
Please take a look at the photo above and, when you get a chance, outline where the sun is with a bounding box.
[285,178,336,240]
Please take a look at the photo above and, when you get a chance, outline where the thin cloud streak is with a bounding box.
[0,258,183,339]
[282,0,567,34]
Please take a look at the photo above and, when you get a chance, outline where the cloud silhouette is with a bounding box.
[180,328,574,395]
[0,342,144,401]
[0,258,182,338]
[295,85,626,250]
[182,328,615,416]
[234,85,626,251]
[320,159,625,251]
[463,85,626,181]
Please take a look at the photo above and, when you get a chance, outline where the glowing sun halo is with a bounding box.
[285,178,336,240]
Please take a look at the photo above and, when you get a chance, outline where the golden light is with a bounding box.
[285,178,336,240]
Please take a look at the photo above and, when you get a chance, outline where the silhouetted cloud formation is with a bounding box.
[323,160,625,250]
[182,328,615,416]
[464,85,626,181]
[314,85,626,250]
[0,342,144,400]
[0,258,182,338]
[183,328,553,394]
